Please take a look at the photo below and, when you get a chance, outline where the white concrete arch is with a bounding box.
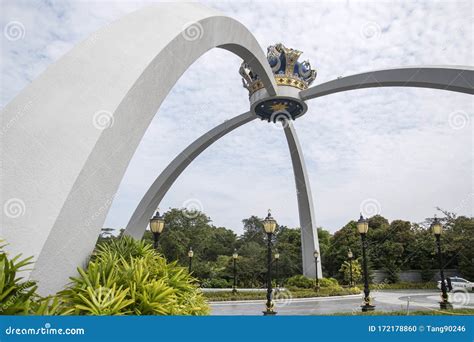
[300,66,474,100]
[124,112,256,239]
[1,3,276,295]
[123,114,323,278]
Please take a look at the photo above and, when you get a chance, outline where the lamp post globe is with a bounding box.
[188,247,194,273]
[347,248,354,287]
[232,248,238,294]
[313,250,320,291]
[431,217,453,310]
[262,210,277,315]
[149,210,165,250]
[357,214,375,312]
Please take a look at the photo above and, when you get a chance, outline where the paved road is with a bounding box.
[210,289,474,315]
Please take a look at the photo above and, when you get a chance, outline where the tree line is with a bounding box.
[99,208,473,287]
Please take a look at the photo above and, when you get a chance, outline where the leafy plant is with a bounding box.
[285,275,315,289]
[339,259,362,285]
[0,240,37,315]
[58,236,209,315]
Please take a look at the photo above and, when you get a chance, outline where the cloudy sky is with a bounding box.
[1,0,472,235]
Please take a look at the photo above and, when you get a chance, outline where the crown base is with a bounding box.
[254,98,305,122]
[250,86,308,122]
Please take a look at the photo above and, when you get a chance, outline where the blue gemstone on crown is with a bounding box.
[239,43,317,96]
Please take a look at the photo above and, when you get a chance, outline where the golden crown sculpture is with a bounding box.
[239,43,317,96]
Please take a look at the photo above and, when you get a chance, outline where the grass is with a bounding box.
[367,282,437,290]
[330,308,474,316]
[204,286,361,302]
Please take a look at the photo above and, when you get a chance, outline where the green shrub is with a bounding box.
[201,278,231,288]
[285,275,340,289]
[58,236,209,315]
[318,277,339,287]
[285,275,314,289]
[0,240,37,315]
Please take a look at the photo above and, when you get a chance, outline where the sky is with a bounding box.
[1,0,473,235]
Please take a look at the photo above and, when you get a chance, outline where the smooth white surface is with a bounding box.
[1,3,276,295]
[300,66,474,100]
[284,121,322,278]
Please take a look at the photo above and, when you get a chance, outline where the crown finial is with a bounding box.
[239,43,317,96]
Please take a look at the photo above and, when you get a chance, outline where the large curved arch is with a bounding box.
[1,3,276,295]
[123,114,323,278]
[124,111,256,239]
[300,66,473,100]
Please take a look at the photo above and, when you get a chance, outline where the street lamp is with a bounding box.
[232,248,238,294]
[357,214,375,312]
[188,247,194,273]
[347,248,354,287]
[313,250,320,291]
[149,210,165,250]
[262,209,277,315]
[431,217,453,310]
[274,250,280,290]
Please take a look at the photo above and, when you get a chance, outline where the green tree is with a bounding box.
[339,259,362,285]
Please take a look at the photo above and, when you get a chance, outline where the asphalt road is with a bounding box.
[210,289,474,315]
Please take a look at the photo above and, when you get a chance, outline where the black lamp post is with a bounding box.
[149,210,165,250]
[347,248,354,287]
[357,214,375,312]
[188,247,194,273]
[432,217,453,310]
[262,209,277,316]
[274,250,280,290]
[313,250,320,291]
[232,248,238,294]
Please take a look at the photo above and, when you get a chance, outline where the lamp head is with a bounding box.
[431,217,443,236]
[149,210,165,234]
[262,209,277,234]
[357,213,369,234]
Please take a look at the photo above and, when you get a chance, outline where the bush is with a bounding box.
[318,277,339,287]
[0,240,37,314]
[285,275,315,289]
[285,275,340,289]
[201,278,231,288]
[58,237,209,315]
